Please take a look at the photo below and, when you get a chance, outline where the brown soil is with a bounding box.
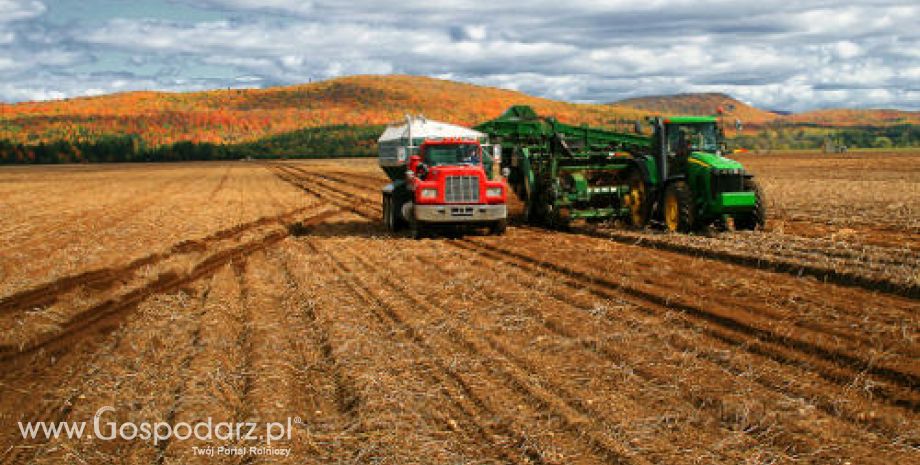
[1,153,917,464]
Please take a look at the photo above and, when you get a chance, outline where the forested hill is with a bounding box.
[0,75,916,163]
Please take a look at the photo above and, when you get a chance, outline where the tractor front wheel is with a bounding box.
[735,178,766,230]
[663,181,695,233]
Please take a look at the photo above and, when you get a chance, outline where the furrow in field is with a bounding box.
[2,276,213,465]
[290,236,549,464]
[316,237,658,465]
[406,240,917,457]
[450,236,919,411]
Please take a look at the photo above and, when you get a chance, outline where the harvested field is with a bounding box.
[1,152,918,465]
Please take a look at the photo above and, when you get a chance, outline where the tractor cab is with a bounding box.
[658,117,722,159]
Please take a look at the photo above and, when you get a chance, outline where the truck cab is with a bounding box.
[378,117,508,239]
[400,139,507,238]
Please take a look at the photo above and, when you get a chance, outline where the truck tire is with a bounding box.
[663,181,695,233]
[391,197,402,231]
[410,220,425,240]
[382,193,393,231]
[735,178,766,231]
[489,219,507,235]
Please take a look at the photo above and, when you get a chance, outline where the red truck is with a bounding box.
[378,117,507,239]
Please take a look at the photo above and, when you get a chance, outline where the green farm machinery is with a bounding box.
[474,105,765,232]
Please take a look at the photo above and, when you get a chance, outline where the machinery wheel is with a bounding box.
[547,206,570,231]
[523,198,541,225]
[489,219,507,235]
[663,181,695,233]
[735,178,766,231]
[625,171,649,228]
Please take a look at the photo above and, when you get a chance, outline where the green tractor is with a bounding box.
[474,105,765,232]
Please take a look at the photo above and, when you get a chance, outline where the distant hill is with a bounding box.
[788,108,919,126]
[614,93,779,124]
[0,75,645,147]
[614,93,919,127]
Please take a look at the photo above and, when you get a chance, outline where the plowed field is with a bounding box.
[1,152,917,465]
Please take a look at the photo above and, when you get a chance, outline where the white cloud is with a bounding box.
[0,0,45,23]
[0,0,916,111]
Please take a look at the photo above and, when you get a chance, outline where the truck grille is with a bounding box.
[445,176,480,203]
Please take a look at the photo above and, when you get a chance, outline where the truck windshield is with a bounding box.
[667,123,718,153]
[424,144,480,166]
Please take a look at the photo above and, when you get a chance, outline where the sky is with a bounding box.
[0,0,918,112]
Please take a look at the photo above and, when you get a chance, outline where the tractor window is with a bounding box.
[667,124,718,154]
[424,144,480,166]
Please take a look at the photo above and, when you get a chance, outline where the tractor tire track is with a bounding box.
[284,162,918,299]
[0,205,336,316]
[0,208,338,367]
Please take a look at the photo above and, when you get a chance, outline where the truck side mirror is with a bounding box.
[493,144,502,162]
[407,154,423,179]
[408,154,422,171]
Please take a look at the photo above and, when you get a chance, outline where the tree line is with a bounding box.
[0,122,916,165]
[732,124,917,151]
[0,124,385,164]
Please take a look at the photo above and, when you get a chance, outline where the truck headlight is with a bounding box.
[486,187,503,198]
[420,188,438,199]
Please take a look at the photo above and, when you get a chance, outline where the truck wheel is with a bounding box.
[410,220,426,240]
[663,181,695,233]
[489,219,507,235]
[382,194,393,231]
[735,179,766,231]
[388,196,408,232]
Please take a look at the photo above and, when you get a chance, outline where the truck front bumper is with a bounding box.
[415,204,507,223]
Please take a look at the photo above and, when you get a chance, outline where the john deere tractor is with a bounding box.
[474,106,765,232]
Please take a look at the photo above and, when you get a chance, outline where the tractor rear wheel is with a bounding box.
[663,181,695,233]
[735,178,766,230]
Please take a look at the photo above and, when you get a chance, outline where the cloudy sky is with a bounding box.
[1,0,918,111]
